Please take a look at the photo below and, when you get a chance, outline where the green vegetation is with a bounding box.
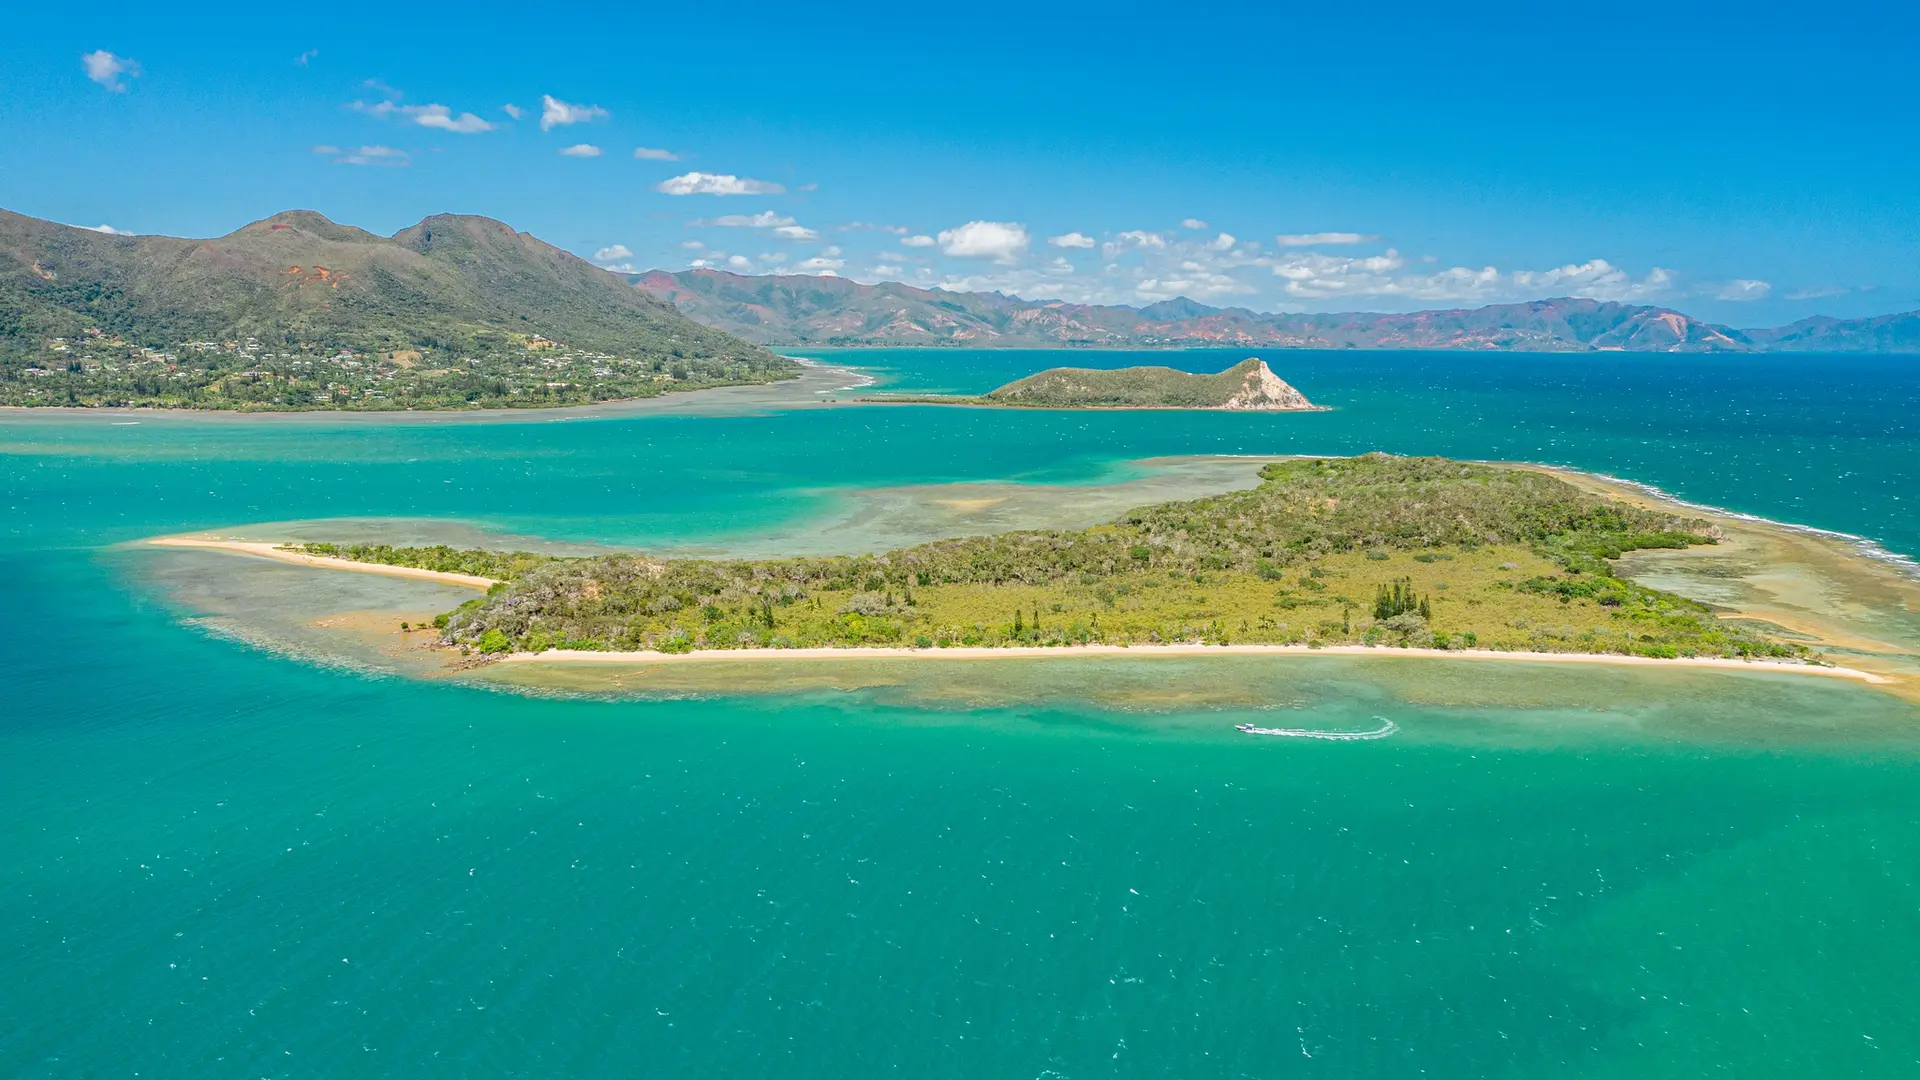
[0,209,796,409]
[288,543,553,582]
[303,455,1805,662]
[981,358,1315,409]
[868,358,1319,410]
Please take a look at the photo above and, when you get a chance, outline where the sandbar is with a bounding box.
[147,536,498,589]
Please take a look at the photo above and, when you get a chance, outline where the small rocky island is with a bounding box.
[870,357,1322,411]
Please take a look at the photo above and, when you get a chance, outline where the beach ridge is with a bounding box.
[497,642,1889,683]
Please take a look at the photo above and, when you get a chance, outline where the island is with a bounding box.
[243,454,1823,667]
[864,358,1323,411]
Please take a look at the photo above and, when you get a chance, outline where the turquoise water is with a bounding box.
[4,350,1920,1076]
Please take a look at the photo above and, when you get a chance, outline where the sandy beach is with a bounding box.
[147,536,499,589]
[497,642,1888,683]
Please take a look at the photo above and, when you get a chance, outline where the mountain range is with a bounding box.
[0,210,776,369]
[5,206,1911,365]
[632,269,1920,353]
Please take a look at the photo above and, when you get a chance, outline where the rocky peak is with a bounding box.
[1222,358,1317,411]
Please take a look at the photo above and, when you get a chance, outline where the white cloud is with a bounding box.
[314,144,409,167]
[1510,259,1672,302]
[697,211,816,241]
[1784,285,1848,301]
[795,256,845,273]
[633,146,679,161]
[758,252,789,264]
[839,222,910,234]
[1181,218,1209,230]
[594,244,633,262]
[703,211,794,228]
[901,234,936,248]
[502,104,524,120]
[1209,232,1237,252]
[84,223,133,235]
[541,94,608,130]
[657,172,787,196]
[82,50,137,91]
[351,99,495,133]
[295,49,318,66]
[1047,257,1075,275]
[343,146,409,167]
[871,263,903,277]
[728,255,753,269]
[1048,232,1095,249]
[1264,251,1682,304]
[408,104,494,133]
[1276,232,1380,247]
[681,240,705,250]
[560,143,602,157]
[1714,279,1772,301]
[937,221,1030,263]
[1101,230,1168,260]
[822,245,842,256]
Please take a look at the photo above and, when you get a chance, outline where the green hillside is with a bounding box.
[0,209,795,409]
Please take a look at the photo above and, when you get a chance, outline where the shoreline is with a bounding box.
[853,395,1331,413]
[0,359,869,425]
[146,537,499,588]
[496,642,1888,683]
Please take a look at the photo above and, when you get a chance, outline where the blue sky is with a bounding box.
[4,0,1916,324]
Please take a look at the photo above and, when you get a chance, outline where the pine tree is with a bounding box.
[1014,609,1024,633]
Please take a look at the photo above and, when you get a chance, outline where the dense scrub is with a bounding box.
[306,455,1804,662]
[293,543,553,582]
[982,358,1296,408]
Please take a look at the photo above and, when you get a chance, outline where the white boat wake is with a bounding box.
[1236,717,1398,741]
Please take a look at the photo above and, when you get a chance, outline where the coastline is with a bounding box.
[0,358,869,426]
[497,642,1888,683]
[147,537,499,589]
[853,395,1331,413]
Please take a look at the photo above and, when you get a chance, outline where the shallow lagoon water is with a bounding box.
[5,350,1920,1077]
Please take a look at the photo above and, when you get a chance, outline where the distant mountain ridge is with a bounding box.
[632,268,1920,353]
